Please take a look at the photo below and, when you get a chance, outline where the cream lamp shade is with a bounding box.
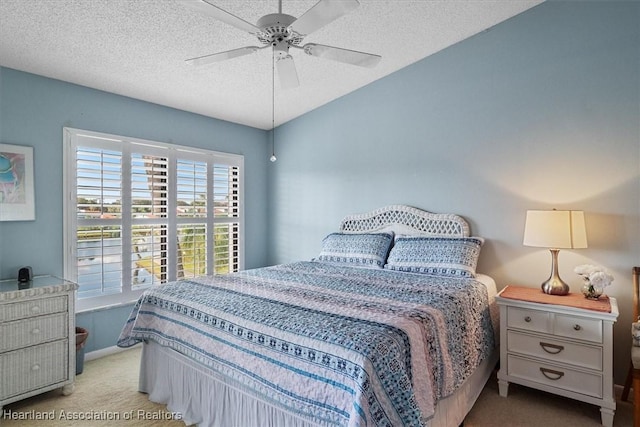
[523,210,587,249]
[523,210,587,295]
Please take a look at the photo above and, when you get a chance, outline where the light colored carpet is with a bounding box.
[465,369,633,427]
[1,346,633,426]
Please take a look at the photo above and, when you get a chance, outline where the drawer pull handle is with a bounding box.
[31,306,41,313]
[573,324,582,331]
[540,342,564,354]
[31,328,40,335]
[540,367,564,381]
[524,316,532,323]
[31,364,40,372]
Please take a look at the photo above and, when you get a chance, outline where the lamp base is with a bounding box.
[541,277,570,296]
[541,249,570,296]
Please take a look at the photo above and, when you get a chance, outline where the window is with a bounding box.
[63,128,244,311]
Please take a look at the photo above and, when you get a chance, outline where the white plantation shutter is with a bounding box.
[130,151,170,284]
[213,223,240,274]
[176,159,208,278]
[177,224,207,278]
[177,159,207,219]
[74,144,124,298]
[76,147,122,219]
[131,224,168,287]
[131,153,169,218]
[76,225,123,298]
[212,164,240,273]
[64,128,244,311]
[213,164,240,218]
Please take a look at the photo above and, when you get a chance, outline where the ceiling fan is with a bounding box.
[180,0,382,89]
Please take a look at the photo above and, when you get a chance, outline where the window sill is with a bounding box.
[75,299,138,314]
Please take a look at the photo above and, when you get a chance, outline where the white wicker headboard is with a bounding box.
[339,205,470,237]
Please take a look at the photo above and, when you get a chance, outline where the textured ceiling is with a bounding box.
[0,0,543,130]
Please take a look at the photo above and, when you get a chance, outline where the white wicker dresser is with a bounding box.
[0,276,78,411]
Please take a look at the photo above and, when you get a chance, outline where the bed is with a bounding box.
[117,205,499,427]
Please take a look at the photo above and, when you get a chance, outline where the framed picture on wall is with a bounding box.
[0,143,35,221]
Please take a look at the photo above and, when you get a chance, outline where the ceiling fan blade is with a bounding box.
[178,0,260,34]
[186,46,259,66]
[276,55,299,89]
[303,43,381,68]
[289,0,360,36]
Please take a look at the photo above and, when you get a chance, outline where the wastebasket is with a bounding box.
[75,327,89,375]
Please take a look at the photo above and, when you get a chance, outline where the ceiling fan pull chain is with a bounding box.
[270,50,277,162]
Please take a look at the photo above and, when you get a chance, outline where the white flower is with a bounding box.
[574,264,600,277]
[589,271,614,288]
[574,264,614,288]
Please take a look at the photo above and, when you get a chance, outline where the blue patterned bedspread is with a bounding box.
[118,261,494,427]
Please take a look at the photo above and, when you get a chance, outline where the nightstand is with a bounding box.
[496,285,619,427]
[0,276,78,411]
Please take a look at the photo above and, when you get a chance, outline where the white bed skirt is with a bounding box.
[428,347,499,427]
[138,340,498,427]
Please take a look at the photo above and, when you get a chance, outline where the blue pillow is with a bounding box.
[316,232,394,269]
[384,236,484,278]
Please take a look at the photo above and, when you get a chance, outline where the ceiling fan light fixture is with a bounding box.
[276,54,299,89]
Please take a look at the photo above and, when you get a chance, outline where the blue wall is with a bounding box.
[0,68,270,352]
[266,1,639,384]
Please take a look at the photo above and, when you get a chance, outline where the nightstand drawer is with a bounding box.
[553,314,602,344]
[0,340,69,400]
[0,313,69,352]
[0,296,68,322]
[507,306,549,333]
[507,355,602,398]
[507,330,602,370]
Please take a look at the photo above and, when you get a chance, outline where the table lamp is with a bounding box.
[523,210,587,295]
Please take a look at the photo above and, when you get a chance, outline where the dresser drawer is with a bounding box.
[507,355,602,398]
[0,296,68,322]
[507,330,602,371]
[553,314,602,344]
[507,306,549,334]
[0,313,69,352]
[0,340,69,400]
